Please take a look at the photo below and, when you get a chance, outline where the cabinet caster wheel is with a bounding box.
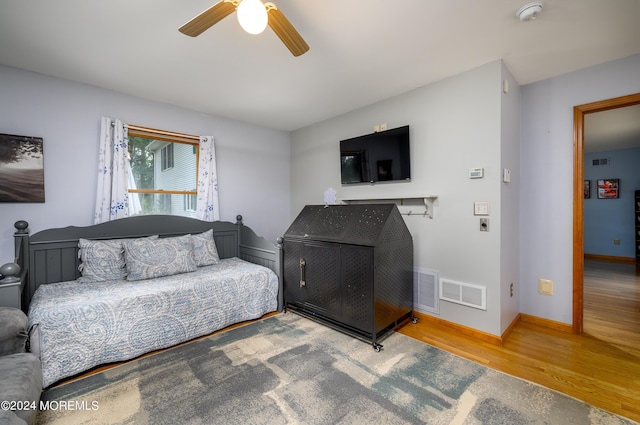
[411,316,418,324]
[373,343,382,352]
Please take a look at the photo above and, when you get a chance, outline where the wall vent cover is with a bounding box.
[440,278,486,310]
[592,158,609,166]
[414,267,439,314]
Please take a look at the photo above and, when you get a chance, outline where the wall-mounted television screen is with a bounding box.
[340,125,411,184]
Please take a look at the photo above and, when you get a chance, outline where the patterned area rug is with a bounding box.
[37,313,636,425]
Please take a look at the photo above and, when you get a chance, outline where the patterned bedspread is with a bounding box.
[27,257,278,387]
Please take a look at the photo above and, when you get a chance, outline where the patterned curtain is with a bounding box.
[93,116,134,224]
[196,135,220,221]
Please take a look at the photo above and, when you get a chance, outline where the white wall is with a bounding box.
[291,61,509,336]
[0,65,291,264]
[520,54,640,324]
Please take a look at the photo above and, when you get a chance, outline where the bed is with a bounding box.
[11,215,283,387]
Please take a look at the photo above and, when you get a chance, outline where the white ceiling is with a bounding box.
[584,104,640,153]
[0,0,639,134]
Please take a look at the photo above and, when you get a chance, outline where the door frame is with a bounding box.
[572,92,640,334]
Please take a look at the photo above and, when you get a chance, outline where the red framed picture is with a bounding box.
[597,179,619,199]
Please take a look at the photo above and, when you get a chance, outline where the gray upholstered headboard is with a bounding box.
[12,215,283,312]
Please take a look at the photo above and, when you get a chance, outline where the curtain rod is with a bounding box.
[111,121,200,142]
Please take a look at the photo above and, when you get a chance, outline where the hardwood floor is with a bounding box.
[398,258,640,423]
[583,259,640,358]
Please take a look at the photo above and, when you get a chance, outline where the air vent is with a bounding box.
[592,158,609,166]
[440,278,486,310]
[414,267,439,314]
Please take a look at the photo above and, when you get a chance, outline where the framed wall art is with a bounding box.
[597,178,619,199]
[584,180,590,199]
[0,133,45,202]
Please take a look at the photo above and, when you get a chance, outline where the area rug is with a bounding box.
[36,313,636,425]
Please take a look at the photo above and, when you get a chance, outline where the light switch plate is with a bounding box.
[474,201,489,216]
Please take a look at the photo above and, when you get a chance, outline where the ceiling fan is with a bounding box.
[179,0,309,57]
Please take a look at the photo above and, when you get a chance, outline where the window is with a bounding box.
[161,143,174,171]
[127,125,198,217]
[184,191,197,212]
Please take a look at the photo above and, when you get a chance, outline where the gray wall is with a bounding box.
[500,61,521,332]
[520,53,640,324]
[291,61,514,336]
[0,65,291,264]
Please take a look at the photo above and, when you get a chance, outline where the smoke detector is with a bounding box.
[516,1,544,22]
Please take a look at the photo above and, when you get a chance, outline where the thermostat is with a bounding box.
[469,168,484,179]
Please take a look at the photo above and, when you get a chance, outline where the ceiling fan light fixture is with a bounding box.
[516,1,544,22]
[237,0,268,34]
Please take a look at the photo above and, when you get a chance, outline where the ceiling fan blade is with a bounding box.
[267,6,309,57]
[179,1,237,37]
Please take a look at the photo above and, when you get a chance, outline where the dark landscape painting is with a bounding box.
[0,133,45,202]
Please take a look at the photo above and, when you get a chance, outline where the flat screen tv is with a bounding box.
[340,125,411,184]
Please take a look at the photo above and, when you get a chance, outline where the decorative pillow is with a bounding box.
[190,229,220,266]
[123,234,197,281]
[78,236,159,282]
[78,239,127,282]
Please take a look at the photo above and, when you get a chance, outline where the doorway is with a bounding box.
[572,92,640,334]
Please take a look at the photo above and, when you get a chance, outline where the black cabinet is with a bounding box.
[283,204,414,350]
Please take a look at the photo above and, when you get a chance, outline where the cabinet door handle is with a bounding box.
[299,259,306,288]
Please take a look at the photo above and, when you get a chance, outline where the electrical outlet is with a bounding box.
[380,123,387,131]
[538,279,553,296]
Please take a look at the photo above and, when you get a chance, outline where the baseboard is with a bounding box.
[501,313,521,342]
[411,311,572,346]
[412,311,503,346]
[584,253,636,264]
[520,313,573,333]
